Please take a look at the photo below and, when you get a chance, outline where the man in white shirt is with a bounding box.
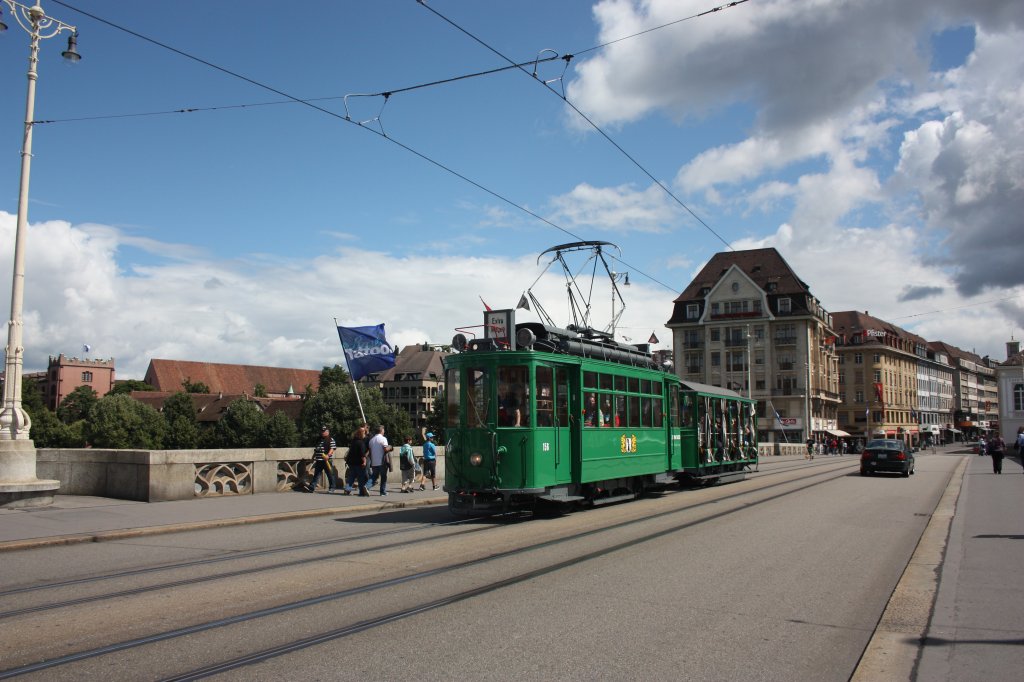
[368,425,393,496]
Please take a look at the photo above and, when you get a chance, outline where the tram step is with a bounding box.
[591,492,638,507]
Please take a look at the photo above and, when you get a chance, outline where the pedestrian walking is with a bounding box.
[306,426,336,493]
[1017,431,1024,472]
[977,437,986,456]
[988,435,1005,474]
[805,437,814,460]
[344,426,370,496]
[422,432,438,490]
[368,425,393,496]
[399,435,416,492]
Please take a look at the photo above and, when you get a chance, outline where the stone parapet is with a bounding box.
[36,446,445,502]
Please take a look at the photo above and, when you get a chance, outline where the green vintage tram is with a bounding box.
[442,315,758,515]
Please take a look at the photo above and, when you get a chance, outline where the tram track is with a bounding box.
[0,460,858,679]
[0,458,851,624]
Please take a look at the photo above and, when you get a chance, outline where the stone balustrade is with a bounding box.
[36,446,445,502]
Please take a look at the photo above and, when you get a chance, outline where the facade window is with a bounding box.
[710,302,720,316]
[81,371,93,382]
[777,297,791,313]
[838,371,845,384]
[711,352,721,367]
[873,354,881,363]
[753,326,764,340]
[710,328,721,341]
[1015,383,1024,411]
[854,353,863,364]
[874,370,881,382]
[686,304,699,319]
[855,390,864,402]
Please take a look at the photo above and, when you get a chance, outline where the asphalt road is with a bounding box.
[0,453,962,681]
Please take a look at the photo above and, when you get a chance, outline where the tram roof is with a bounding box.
[680,380,746,399]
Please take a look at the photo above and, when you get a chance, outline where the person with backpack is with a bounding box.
[399,435,417,492]
[306,426,336,493]
[988,435,1006,474]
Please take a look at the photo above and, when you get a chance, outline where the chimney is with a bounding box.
[1008,339,1021,359]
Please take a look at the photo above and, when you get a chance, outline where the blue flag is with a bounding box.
[337,324,396,380]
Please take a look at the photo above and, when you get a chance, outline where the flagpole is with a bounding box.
[334,318,368,425]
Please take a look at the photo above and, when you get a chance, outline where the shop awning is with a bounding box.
[826,429,851,437]
[944,427,961,433]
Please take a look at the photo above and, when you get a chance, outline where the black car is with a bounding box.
[859,439,915,477]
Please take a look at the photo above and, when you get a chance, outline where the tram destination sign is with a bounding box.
[484,309,516,350]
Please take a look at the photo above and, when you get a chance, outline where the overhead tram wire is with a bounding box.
[416,0,745,272]
[49,0,587,246]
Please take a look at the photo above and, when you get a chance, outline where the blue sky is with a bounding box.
[1,0,1022,378]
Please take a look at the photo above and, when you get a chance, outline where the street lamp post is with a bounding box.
[0,0,79,507]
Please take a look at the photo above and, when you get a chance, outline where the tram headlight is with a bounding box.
[469,452,484,467]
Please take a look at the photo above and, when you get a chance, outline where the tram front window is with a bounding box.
[446,368,460,429]
[468,368,490,429]
[498,365,530,427]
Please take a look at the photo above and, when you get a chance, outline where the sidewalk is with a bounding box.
[0,484,448,552]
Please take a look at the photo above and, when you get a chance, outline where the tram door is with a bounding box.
[536,365,573,485]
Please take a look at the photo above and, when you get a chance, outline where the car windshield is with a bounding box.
[866,440,902,450]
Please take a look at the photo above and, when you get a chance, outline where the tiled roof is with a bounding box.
[143,359,321,396]
[130,391,304,424]
[674,248,809,302]
[374,345,449,381]
[668,248,812,325]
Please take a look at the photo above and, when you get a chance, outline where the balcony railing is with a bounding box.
[774,336,797,346]
[723,338,747,347]
[709,310,763,319]
[777,362,795,370]
[685,366,702,374]
[683,339,704,348]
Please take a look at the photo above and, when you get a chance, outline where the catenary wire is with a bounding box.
[415,0,738,270]
[48,0,588,247]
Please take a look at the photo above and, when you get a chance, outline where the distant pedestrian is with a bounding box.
[422,432,438,490]
[399,435,416,492]
[307,426,336,493]
[368,425,393,496]
[1017,432,1024,473]
[344,426,370,496]
[805,437,815,460]
[988,435,1005,474]
[977,437,986,457]
[841,440,848,455]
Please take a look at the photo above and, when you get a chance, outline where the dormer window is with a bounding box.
[777,297,791,313]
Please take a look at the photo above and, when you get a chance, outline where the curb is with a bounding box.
[850,455,968,681]
[0,495,448,553]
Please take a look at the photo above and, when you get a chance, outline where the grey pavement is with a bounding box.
[1,442,1021,681]
[0,483,448,551]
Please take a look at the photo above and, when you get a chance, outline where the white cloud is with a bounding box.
[0,213,678,379]
[548,182,682,233]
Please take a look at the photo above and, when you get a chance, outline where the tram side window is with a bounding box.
[641,379,652,394]
[680,393,694,428]
[445,368,460,428]
[628,377,639,393]
[614,375,626,391]
[498,365,529,427]
[653,397,664,428]
[535,367,552,427]
[628,396,640,427]
[600,373,613,391]
[583,371,597,389]
[468,368,490,429]
[641,397,653,427]
[600,395,614,427]
[614,395,626,427]
[555,368,569,427]
[584,391,599,427]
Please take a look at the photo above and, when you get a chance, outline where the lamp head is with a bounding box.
[61,32,81,62]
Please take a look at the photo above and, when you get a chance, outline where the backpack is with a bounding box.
[399,444,414,470]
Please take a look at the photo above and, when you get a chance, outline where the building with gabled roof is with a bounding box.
[130,391,304,425]
[366,344,449,436]
[667,248,839,443]
[143,359,320,398]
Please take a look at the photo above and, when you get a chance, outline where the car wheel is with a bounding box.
[902,469,910,477]
[860,468,867,476]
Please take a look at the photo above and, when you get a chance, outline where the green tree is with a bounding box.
[162,392,199,449]
[263,410,299,447]
[318,365,350,391]
[253,383,268,398]
[299,383,411,447]
[214,399,267,448]
[181,377,211,394]
[424,388,446,444]
[88,394,166,449]
[107,379,155,396]
[57,385,99,425]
